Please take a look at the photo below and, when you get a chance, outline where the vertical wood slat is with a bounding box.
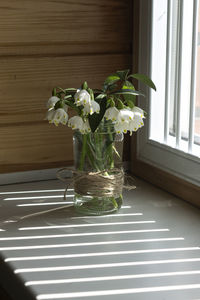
[188,0,199,153]
[164,0,172,143]
[175,0,184,149]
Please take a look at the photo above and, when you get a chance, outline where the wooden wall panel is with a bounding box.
[0,0,132,45]
[0,123,73,173]
[0,54,131,125]
[0,0,133,173]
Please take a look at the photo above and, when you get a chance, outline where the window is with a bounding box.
[136,0,200,187]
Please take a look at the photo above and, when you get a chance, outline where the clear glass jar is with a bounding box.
[73,120,124,215]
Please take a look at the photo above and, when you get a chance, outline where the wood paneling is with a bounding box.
[0,123,73,173]
[0,0,133,173]
[0,54,131,125]
[0,42,131,57]
[0,0,132,45]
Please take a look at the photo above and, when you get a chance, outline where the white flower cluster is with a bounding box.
[68,116,91,134]
[46,89,145,134]
[74,90,100,115]
[46,96,68,126]
[105,106,145,134]
[46,89,100,132]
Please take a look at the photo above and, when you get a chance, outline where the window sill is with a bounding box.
[0,178,200,299]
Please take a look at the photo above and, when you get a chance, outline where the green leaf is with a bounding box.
[64,88,77,92]
[64,95,72,100]
[123,80,135,90]
[56,86,66,93]
[110,98,115,107]
[93,89,104,93]
[106,98,115,108]
[103,74,120,91]
[88,97,107,132]
[104,74,120,85]
[110,89,145,97]
[143,110,147,117]
[95,93,106,100]
[88,88,94,100]
[117,99,124,109]
[64,88,77,93]
[64,100,80,113]
[54,100,62,110]
[106,83,118,92]
[82,81,88,90]
[116,69,130,81]
[126,99,134,108]
[122,81,136,107]
[129,74,156,91]
[52,87,57,96]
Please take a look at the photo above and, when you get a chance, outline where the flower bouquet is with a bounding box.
[46,69,156,215]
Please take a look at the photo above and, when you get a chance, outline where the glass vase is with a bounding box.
[73,120,124,215]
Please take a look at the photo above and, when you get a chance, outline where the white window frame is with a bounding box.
[136,0,200,187]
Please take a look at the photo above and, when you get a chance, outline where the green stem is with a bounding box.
[78,134,87,171]
[95,133,103,170]
[111,197,118,209]
[107,125,115,169]
[86,142,100,171]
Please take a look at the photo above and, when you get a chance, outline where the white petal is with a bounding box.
[47,96,60,109]
[105,107,119,121]
[129,114,144,132]
[117,109,134,122]
[132,106,144,117]
[80,120,91,133]
[83,103,93,115]
[68,116,84,130]
[46,109,55,122]
[52,108,68,126]
[74,89,91,106]
[91,100,100,114]
[114,121,129,134]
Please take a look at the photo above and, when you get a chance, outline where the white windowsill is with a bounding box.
[0,178,200,300]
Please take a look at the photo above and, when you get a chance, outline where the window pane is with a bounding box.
[150,0,200,156]
[179,0,193,143]
[149,0,167,142]
[195,0,200,145]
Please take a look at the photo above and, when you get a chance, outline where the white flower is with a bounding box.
[114,121,129,134]
[117,108,134,122]
[128,113,144,132]
[68,116,84,130]
[80,120,91,133]
[104,107,119,121]
[132,106,144,117]
[46,109,55,122]
[83,100,100,115]
[47,108,68,126]
[74,89,91,106]
[91,100,100,114]
[68,116,91,133]
[47,96,60,109]
[127,106,145,133]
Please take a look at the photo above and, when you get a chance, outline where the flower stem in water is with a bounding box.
[78,134,87,171]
